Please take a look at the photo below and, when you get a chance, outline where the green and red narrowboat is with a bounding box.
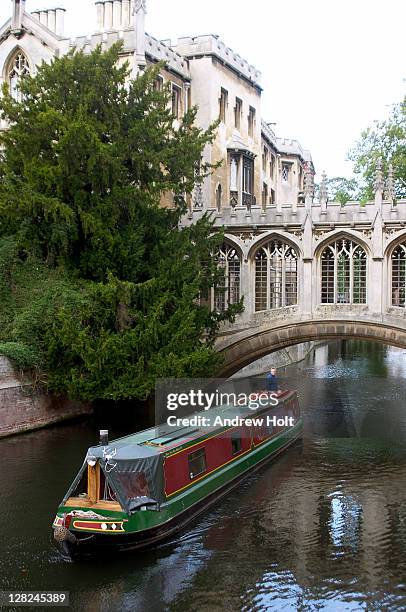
[52,390,303,558]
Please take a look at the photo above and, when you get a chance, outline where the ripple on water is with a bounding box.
[2,341,406,612]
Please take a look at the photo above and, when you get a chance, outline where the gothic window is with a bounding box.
[254,240,298,312]
[219,88,228,123]
[171,84,181,118]
[229,154,239,207]
[8,51,30,101]
[282,163,290,182]
[214,244,241,312]
[234,97,242,129]
[321,239,367,304]
[392,242,406,307]
[229,153,255,208]
[242,156,254,208]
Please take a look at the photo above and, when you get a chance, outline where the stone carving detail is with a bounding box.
[384,227,401,237]
[313,229,330,242]
[360,229,373,239]
[374,158,384,194]
[304,163,315,200]
[236,231,263,244]
[254,305,298,322]
[316,304,369,314]
[385,163,396,205]
[318,171,328,204]
[387,307,406,320]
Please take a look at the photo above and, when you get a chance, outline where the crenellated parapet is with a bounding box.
[173,34,261,89]
[145,34,190,79]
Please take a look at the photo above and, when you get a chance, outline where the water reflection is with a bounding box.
[0,341,406,611]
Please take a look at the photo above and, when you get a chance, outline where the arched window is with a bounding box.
[254,240,298,312]
[321,238,367,304]
[214,243,241,312]
[8,51,30,101]
[392,242,406,307]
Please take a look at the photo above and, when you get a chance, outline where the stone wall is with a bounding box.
[0,356,93,438]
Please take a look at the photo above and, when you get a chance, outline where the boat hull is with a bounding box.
[54,418,303,558]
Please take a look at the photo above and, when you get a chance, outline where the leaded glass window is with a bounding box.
[8,51,30,101]
[392,243,406,307]
[321,239,367,304]
[254,240,298,312]
[214,244,241,312]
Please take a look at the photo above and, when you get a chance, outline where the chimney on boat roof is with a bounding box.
[100,430,109,446]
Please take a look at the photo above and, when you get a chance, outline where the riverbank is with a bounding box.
[0,356,93,439]
[0,342,317,437]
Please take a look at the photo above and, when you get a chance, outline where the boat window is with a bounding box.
[231,434,242,455]
[188,448,207,479]
[117,472,150,499]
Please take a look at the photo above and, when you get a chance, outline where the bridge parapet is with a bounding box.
[188,199,406,228]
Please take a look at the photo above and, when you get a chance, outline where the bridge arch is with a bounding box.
[217,319,406,377]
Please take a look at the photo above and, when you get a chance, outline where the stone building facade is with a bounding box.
[0,0,313,214]
[2,2,406,379]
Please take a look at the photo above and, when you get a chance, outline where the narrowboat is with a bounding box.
[52,390,303,558]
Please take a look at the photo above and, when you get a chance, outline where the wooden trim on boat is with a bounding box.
[87,463,100,503]
[64,497,123,512]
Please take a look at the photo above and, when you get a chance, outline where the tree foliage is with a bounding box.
[0,44,242,401]
[315,176,359,205]
[348,96,406,200]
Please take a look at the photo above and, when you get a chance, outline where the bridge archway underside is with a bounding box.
[217,315,406,377]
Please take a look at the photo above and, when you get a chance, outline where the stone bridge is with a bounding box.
[189,169,406,375]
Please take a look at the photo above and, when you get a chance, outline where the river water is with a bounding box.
[1,340,406,611]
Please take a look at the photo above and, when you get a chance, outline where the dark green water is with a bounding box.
[1,340,406,611]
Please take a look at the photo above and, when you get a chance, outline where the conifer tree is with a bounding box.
[0,43,242,401]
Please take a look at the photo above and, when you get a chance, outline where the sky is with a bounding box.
[1,0,405,180]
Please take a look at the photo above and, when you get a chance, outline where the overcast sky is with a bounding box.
[1,0,405,180]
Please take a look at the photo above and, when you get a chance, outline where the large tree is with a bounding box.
[0,43,242,401]
[348,96,406,200]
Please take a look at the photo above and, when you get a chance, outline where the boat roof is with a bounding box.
[95,389,297,460]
